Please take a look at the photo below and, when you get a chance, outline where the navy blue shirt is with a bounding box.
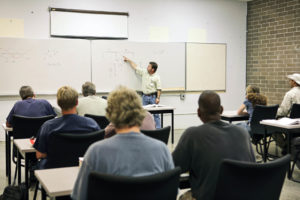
[34,114,100,169]
[6,98,57,125]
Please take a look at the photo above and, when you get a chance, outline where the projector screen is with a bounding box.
[50,8,128,39]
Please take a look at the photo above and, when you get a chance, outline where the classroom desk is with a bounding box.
[2,123,13,185]
[14,138,36,200]
[35,166,79,200]
[221,112,249,123]
[260,120,300,179]
[143,105,175,144]
[35,166,188,199]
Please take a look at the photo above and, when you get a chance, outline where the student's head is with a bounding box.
[246,85,260,95]
[57,86,78,111]
[106,86,146,129]
[247,93,267,107]
[19,86,34,100]
[82,81,96,97]
[197,90,223,123]
[147,62,158,74]
[287,73,300,87]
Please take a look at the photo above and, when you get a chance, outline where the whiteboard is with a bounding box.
[186,43,226,91]
[50,10,128,39]
[91,41,185,92]
[0,38,91,95]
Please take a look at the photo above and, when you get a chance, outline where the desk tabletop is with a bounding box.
[143,105,175,111]
[2,123,13,131]
[13,139,36,155]
[221,111,249,122]
[260,120,300,129]
[35,166,79,197]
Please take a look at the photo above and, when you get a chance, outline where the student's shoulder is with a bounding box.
[180,126,203,139]
[35,98,52,105]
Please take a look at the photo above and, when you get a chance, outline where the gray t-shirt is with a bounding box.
[172,120,255,200]
[72,132,174,200]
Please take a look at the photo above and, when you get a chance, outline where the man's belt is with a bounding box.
[143,92,157,96]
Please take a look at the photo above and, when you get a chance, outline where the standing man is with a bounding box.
[124,56,162,128]
[173,90,255,200]
[277,73,300,117]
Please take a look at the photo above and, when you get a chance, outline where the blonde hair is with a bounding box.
[246,85,260,95]
[106,86,146,129]
[57,86,78,110]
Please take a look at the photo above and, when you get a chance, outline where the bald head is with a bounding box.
[198,90,223,123]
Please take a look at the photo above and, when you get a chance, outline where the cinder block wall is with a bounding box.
[247,0,300,105]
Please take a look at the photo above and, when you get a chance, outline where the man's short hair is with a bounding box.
[149,62,158,72]
[57,86,78,110]
[82,81,96,97]
[19,86,34,100]
[106,86,146,129]
[198,90,221,116]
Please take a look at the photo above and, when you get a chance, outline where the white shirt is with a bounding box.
[277,87,300,117]
[135,68,161,94]
[77,95,107,116]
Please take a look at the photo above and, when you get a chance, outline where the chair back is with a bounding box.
[141,126,170,144]
[12,115,55,139]
[250,105,279,135]
[84,114,110,129]
[214,155,290,200]
[45,130,104,169]
[87,167,181,200]
[290,103,300,119]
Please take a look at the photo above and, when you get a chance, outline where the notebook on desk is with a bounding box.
[263,118,300,126]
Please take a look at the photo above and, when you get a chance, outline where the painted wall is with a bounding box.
[0,0,247,140]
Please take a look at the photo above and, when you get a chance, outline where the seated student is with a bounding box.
[6,85,56,127]
[277,73,300,117]
[104,110,155,138]
[72,86,174,200]
[237,85,260,118]
[172,90,255,200]
[237,92,268,134]
[275,73,300,152]
[34,86,100,169]
[76,81,107,116]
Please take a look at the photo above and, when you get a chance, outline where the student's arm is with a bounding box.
[237,104,248,115]
[36,151,47,159]
[277,92,292,117]
[172,131,192,173]
[156,90,161,104]
[123,56,137,70]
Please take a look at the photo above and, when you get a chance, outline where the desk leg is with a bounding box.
[42,187,47,200]
[5,131,8,177]
[263,128,267,162]
[7,133,11,185]
[171,111,174,144]
[161,114,164,127]
[25,154,29,200]
[287,132,292,179]
[17,149,21,184]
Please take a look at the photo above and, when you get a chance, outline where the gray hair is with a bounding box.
[19,86,34,100]
[82,82,96,97]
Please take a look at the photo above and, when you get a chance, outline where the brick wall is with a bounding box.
[247,0,300,105]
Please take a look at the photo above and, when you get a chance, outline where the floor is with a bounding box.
[0,129,299,199]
